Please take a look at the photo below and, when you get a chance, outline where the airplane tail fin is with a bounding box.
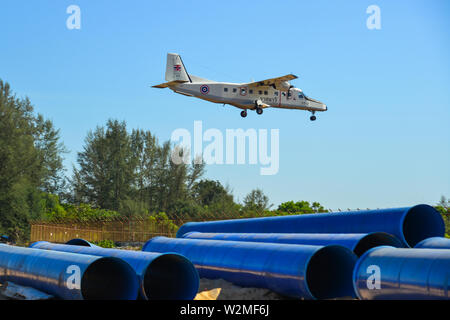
[165,53,191,82]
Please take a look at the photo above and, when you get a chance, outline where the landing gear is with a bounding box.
[254,100,264,115]
[240,110,247,118]
[310,115,316,121]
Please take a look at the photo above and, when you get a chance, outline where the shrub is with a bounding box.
[93,239,116,248]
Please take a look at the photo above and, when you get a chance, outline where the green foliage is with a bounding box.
[277,200,328,214]
[41,193,120,221]
[147,212,179,234]
[435,196,450,236]
[243,189,272,213]
[72,121,206,218]
[0,80,66,242]
[93,239,116,248]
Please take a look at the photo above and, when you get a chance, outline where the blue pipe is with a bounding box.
[353,246,450,300]
[0,244,138,300]
[176,204,445,247]
[414,237,450,249]
[142,236,357,299]
[181,232,405,257]
[30,241,199,300]
[65,238,98,247]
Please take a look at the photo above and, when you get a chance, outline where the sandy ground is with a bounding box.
[195,278,285,300]
[0,284,8,300]
[0,280,283,301]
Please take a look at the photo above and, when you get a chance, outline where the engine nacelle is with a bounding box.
[274,81,291,91]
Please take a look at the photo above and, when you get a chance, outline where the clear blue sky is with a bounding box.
[1,0,449,210]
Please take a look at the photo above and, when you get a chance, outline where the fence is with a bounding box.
[30,217,178,244]
[30,212,450,245]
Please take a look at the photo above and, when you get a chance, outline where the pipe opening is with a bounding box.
[143,254,199,300]
[66,239,94,247]
[353,232,404,257]
[402,205,445,247]
[81,257,138,300]
[306,246,357,299]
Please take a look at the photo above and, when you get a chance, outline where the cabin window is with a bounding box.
[240,88,247,95]
[282,92,286,96]
[274,92,278,96]
[224,88,228,92]
[264,91,268,95]
[233,88,237,93]
[258,90,262,95]
[249,89,253,94]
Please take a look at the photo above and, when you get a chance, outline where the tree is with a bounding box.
[72,119,206,217]
[0,80,66,241]
[34,114,68,195]
[277,200,328,213]
[243,189,271,212]
[435,196,449,237]
[73,120,135,211]
[192,180,231,206]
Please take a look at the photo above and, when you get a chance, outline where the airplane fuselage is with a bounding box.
[169,82,327,112]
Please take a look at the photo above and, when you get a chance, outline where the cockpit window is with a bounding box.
[298,93,304,99]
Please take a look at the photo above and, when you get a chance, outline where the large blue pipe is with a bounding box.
[65,238,99,247]
[176,204,445,247]
[30,241,199,300]
[0,244,138,300]
[414,237,450,249]
[142,236,357,299]
[353,246,450,300]
[181,232,405,257]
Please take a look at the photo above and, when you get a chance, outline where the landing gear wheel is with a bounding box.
[256,107,263,115]
[240,110,247,118]
[310,115,316,121]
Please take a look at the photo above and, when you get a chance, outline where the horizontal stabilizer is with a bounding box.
[152,80,188,89]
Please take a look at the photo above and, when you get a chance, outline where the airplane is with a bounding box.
[153,53,327,121]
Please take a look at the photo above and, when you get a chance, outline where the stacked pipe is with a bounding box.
[30,241,200,300]
[145,204,448,300]
[0,244,139,300]
[181,231,405,257]
[353,246,450,299]
[176,204,445,247]
[143,236,358,299]
[414,237,450,249]
[7,204,445,300]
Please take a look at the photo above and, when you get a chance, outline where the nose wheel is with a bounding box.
[256,107,263,115]
[310,115,316,121]
[240,110,247,118]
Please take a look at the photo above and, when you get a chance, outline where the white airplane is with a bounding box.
[153,53,327,120]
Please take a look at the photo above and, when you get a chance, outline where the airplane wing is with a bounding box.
[246,74,298,87]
